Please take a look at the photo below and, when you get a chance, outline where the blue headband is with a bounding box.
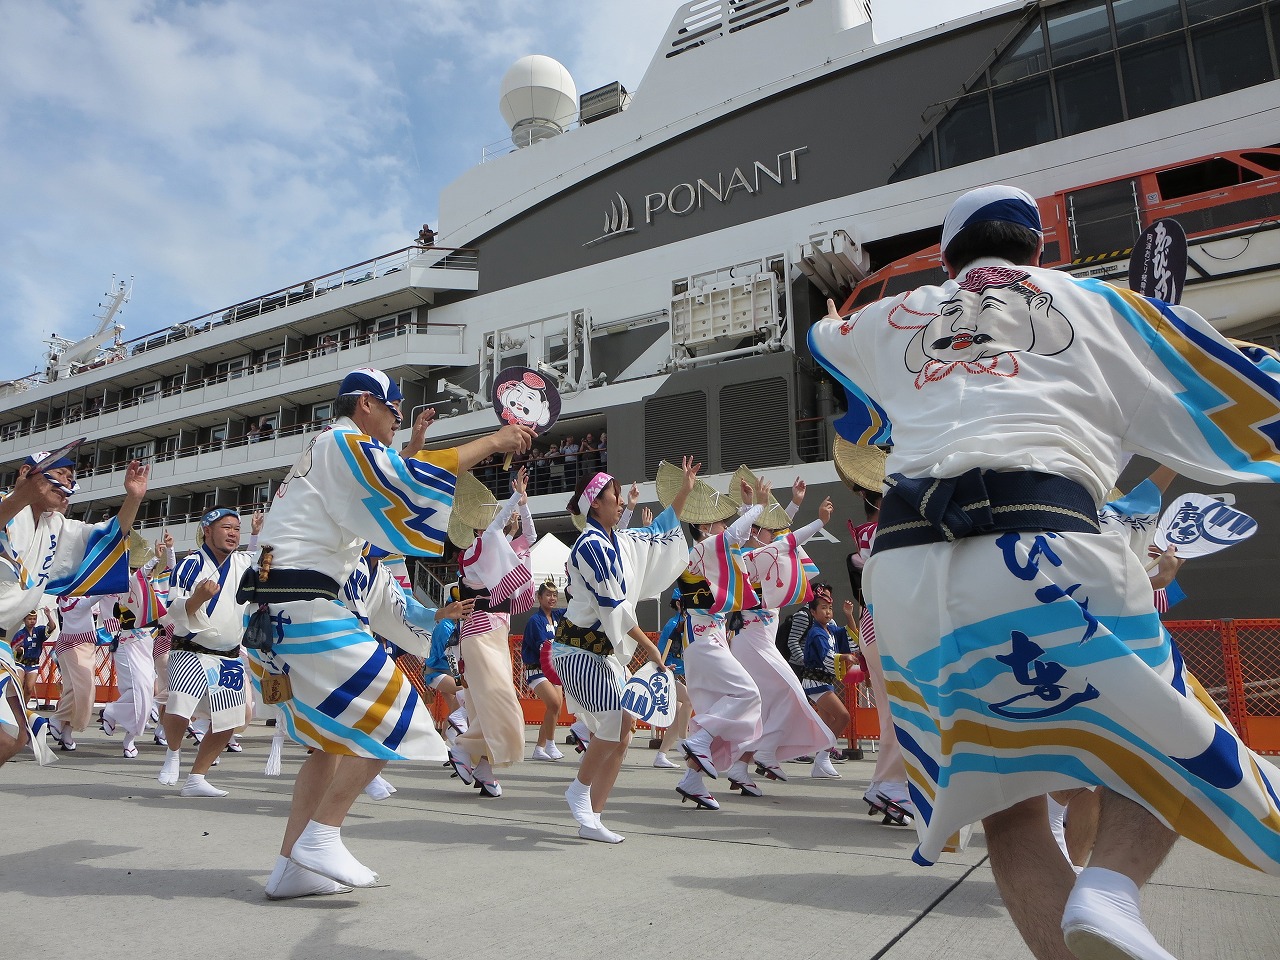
[941,185,1042,254]
[200,507,239,527]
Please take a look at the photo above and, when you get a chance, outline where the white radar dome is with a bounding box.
[499,55,578,148]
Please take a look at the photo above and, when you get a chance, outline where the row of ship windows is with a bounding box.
[1,318,416,443]
[892,0,1280,181]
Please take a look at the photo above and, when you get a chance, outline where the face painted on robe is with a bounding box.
[903,266,1076,386]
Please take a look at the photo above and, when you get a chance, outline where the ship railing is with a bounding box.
[795,415,828,463]
[2,322,466,447]
[21,245,475,376]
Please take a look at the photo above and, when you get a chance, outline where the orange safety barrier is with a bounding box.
[32,642,119,706]
[842,619,1280,757]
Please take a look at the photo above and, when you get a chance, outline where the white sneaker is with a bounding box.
[180,775,229,798]
[811,751,841,778]
[653,751,677,769]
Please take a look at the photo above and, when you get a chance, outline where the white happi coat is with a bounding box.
[244,417,460,760]
[810,258,1280,870]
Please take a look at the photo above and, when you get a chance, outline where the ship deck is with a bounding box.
[3,721,1276,959]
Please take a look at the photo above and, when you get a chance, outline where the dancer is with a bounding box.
[553,460,695,842]
[652,594,692,769]
[522,581,565,761]
[422,610,465,741]
[241,368,530,899]
[0,450,147,767]
[730,473,837,792]
[448,467,538,798]
[158,507,256,797]
[149,530,176,747]
[665,471,768,810]
[49,593,104,751]
[810,184,1280,960]
[835,439,913,824]
[100,541,169,759]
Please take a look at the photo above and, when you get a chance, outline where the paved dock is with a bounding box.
[3,722,1277,960]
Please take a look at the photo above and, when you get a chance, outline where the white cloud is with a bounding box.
[0,1,680,380]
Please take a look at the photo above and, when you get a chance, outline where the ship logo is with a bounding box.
[584,192,636,246]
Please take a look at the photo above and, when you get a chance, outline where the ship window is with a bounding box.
[1185,0,1261,24]
[936,93,993,169]
[1243,151,1280,171]
[891,137,936,182]
[991,21,1048,84]
[992,76,1055,152]
[1120,36,1195,117]
[1068,179,1141,258]
[1156,157,1261,198]
[850,280,885,308]
[1191,8,1275,97]
[1113,0,1184,40]
[1055,58,1123,136]
[1047,1,1113,66]
[883,267,948,297]
[311,402,333,424]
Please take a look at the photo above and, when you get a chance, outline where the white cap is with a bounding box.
[941,185,1042,255]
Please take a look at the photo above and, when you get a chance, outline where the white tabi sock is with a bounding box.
[264,854,352,901]
[180,773,228,798]
[578,821,625,844]
[158,749,181,785]
[1062,867,1175,960]
[727,760,750,783]
[565,778,600,828]
[289,820,380,888]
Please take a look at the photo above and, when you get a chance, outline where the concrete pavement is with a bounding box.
[3,722,1277,960]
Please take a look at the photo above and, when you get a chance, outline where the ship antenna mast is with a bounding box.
[44,275,131,381]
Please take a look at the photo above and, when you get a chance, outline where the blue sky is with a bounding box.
[0,0,986,382]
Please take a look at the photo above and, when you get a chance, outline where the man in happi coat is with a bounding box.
[810,185,1280,960]
[245,368,531,900]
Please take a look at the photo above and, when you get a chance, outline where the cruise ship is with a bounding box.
[3,0,1280,620]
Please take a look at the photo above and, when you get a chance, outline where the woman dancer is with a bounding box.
[449,468,538,798]
[666,473,770,810]
[553,460,696,842]
[522,581,565,761]
[730,475,837,794]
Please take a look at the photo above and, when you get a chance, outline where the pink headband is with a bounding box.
[578,472,614,518]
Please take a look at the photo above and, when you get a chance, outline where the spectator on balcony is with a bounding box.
[529,447,548,497]
[546,442,564,492]
[255,418,274,443]
[580,433,598,477]
[561,436,580,488]
[598,432,608,469]
[417,224,436,247]
[318,336,338,357]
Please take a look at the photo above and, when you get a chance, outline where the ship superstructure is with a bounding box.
[3,0,1280,618]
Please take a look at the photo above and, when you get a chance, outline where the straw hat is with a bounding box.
[654,460,737,524]
[725,465,792,531]
[832,437,888,492]
[127,529,151,570]
[448,471,501,550]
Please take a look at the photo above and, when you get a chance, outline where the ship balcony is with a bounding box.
[0,322,468,460]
